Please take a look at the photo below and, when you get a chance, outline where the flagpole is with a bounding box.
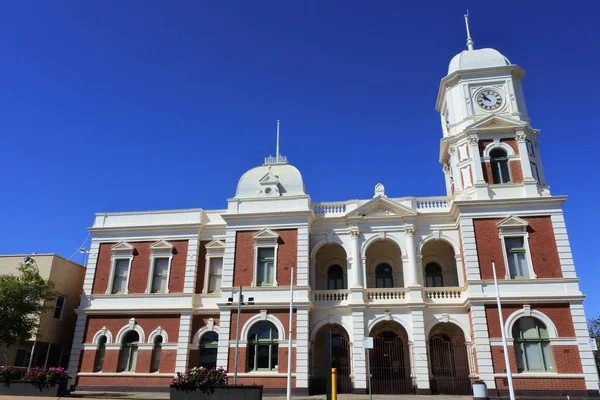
[286,267,294,400]
[492,261,515,400]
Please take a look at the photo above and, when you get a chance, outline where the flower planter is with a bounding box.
[472,382,488,400]
[170,385,263,400]
[0,380,69,397]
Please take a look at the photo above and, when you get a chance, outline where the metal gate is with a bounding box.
[429,335,472,395]
[309,335,353,394]
[369,336,414,394]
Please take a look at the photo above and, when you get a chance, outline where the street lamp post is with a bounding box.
[228,287,254,385]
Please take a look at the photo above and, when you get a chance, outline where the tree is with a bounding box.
[0,262,56,363]
[588,315,600,372]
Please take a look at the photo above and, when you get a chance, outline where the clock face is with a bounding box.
[477,90,503,110]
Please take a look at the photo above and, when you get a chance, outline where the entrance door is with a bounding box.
[429,335,472,395]
[310,332,353,394]
[370,336,414,394]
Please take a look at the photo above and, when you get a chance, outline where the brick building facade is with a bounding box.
[68,30,599,398]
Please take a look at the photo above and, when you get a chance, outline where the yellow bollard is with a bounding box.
[331,368,337,400]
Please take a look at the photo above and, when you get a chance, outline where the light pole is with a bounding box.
[227,287,254,385]
[24,255,39,372]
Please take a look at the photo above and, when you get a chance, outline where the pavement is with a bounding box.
[0,394,475,400]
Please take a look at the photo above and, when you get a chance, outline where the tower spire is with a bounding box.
[464,10,474,51]
[276,120,280,161]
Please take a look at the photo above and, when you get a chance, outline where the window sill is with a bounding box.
[493,372,583,379]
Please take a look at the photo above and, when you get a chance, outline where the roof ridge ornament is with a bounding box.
[464,10,474,51]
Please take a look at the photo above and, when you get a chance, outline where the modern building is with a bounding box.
[0,254,85,369]
[68,22,599,398]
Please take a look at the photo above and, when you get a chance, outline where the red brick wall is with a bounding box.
[233,229,298,287]
[194,241,209,294]
[474,217,562,280]
[509,160,523,183]
[553,345,583,373]
[228,347,297,379]
[84,315,181,344]
[485,304,575,338]
[190,315,221,343]
[78,375,173,387]
[92,241,189,294]
[479,139,522,184]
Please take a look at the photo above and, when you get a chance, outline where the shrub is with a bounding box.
[0,366,22,383]
[0,366,69,387]
[171,367,228,390]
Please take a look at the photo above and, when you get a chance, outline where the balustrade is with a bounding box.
[313,203,347,216]
[365,288,407,302]
[423,287,462,300]
[312,290,350,303]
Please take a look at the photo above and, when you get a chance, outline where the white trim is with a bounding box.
[77,372,175,377]
[490,337,578,346]
[418,233,460,256]
[498,219,536,280]
[424,318,472,342]
[148,327,169,343]
[361,234,407,257]
[203,240,225,294]
[493,373,585,379]
[482,141,516,158]
[146,240,174,294]
[233,372,297,378]
[310,317,352,342]
[504,307,559,339]
[368,316,412,339]
[191,323,220,350]
[115,319,146,343]
[92,327,114,344]
[106,241,135,295]
[241,313,285,341]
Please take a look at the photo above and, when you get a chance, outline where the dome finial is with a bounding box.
[464,10,474,51]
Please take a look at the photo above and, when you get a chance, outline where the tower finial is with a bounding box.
[464,10,474,51]
[276,120,281,161]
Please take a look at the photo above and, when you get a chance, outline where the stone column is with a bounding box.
[470,304,495,388]
[216,309,231,370]
[351,310,367,393]
[350,227,361,288]
[448,146,463,191]
[459,218,481,281]
[183,238,199,293]
[175,313,193,373]
[67,313,88,380]
[410,308,430,394]
[516,130,535,182]
[468,135,485,184]
[404,225,418,287]
[570,302,600,391]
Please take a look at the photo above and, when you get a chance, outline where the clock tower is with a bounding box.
[435,15,550,200]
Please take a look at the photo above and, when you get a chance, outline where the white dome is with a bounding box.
[235,163,306,198]
[448,48,511,75]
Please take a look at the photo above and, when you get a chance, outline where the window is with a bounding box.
[94,336,107,372]
[257,248,275,286]
[425,263,444,287]
[199,332,218,370]
[53,296,66,319]
[375,264,394,288]
[247,321,278,371]
[151,258,169,293]
[150,336,162,372]
[327,265,345,290]
[208,258,223,293]
[513,317,553,372]
[505,237,529,278]
[531,162,540,183]
[118,331,139,372]
[112,259,130,294]
[490,148,511,184]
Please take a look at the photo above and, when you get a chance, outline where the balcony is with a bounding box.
[312,196,452,219]
[312,290,350,306]
[365,288,408,304]
[423,287,464,304]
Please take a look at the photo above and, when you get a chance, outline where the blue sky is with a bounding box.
[1,1,599,315]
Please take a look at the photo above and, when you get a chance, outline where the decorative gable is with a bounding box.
[466,114,526,132]
[346,196,416,220]
[150,239,174,251]
[205,239,226,250]
[111,241,135,255]
[253,228,279,241]
[257,166,282,198]
[497,215,529,234]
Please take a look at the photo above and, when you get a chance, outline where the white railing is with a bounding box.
[313,202,348,217]
[264,155,288,164]
[366,288,408,302]
[312,290,350,304]
[415,197,453,212]
[423,287,462,300]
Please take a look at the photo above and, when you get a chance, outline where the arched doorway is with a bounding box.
[365,240,404,288]
[369,321,413,394]
[428,323,472,395]
[313,243,348,290]
[421,240,460,287]
[309,324,352,395]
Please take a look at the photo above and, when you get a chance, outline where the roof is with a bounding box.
[448,48,511,75]
[234,163,306,199]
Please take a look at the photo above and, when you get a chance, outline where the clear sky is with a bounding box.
[1,1,599,315]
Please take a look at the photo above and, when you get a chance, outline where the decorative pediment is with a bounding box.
[497,215,529,229]
[259,167,280,185]
[346,196,416,219]
[253,228,279,240]
[205,239,226,250]
[150,239,174,251]
[466,114,527,131]
[111,241,135,254]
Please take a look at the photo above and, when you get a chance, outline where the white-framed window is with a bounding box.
[146,240,174,294]
[53,295,66,319]
[118,331,139,372]
[252,229,279,287]
[106,241,135,295]
[202,239,226,294]
[513,317,554,372]
[497,216,536,279]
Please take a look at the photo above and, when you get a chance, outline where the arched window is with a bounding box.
[425,263,444,287]
[247,321,278,371]
[118,331,139,372]
[490,148,511,184]
[327,265,345,290]
[199,332,218,370]
[375,264,394,288]
[512,317,554,372]
[150,336,163,372]
[94,336,107,372]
